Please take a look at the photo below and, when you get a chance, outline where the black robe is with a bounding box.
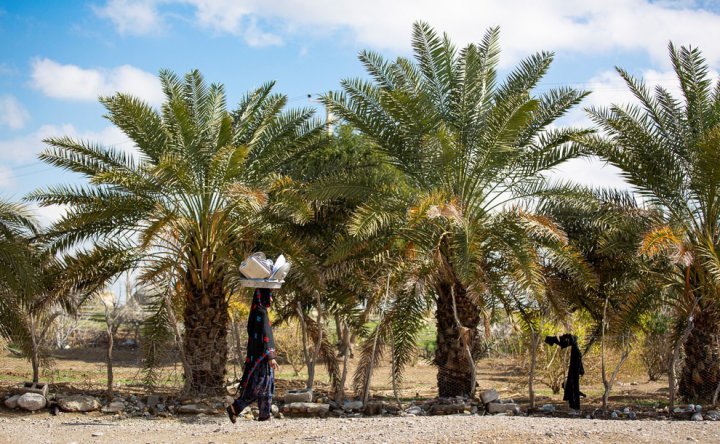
[239,289,276,393]
[545,334,585,410]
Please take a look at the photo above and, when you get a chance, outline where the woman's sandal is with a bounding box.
[226,405,237,424]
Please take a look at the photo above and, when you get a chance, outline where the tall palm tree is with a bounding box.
[581,44,720,402]
[324,22,593,397]
[30,70,325,394]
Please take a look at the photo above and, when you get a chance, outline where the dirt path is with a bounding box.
[0,414,718,443]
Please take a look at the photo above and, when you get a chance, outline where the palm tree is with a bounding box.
[30,70,325,394]
[324,22,592,397]
[0,200,39,346]
[580,44,720,402]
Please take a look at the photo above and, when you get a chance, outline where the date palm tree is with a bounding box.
[580,43,720,402]
[30,70,324,394]
[324,22,593,397]
[0,200,39,342]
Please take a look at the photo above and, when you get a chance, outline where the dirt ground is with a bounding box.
[0,346,672,410]
[1,413,719,444]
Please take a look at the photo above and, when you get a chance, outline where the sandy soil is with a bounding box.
[0,413,718,444]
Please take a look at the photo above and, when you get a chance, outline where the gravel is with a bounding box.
[0,414,718,443]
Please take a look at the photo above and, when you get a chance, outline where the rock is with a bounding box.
[430,403,465,415]
[541,404,555,413]
[364,401,385,416]
[282,402,330,417]
[19,382,49,398]
[343,400,364,412]
[101,401,125,414]
[623,407,631,414]
[91,432,104,437]
[480,389,499,405]
[147,395,160,407]
[628,411,637,420]
[486,402,519,414]
[284,389,313,404]
[611,411,619,419]
[406,406,423,416]
[59,395,101,412]
[704,410,720,421]
[695,405,702,412]
[4,394,21,409]
[17,393,46,411]
[271,404,280,418]
[691,413,703,421]
[177,404,212,414]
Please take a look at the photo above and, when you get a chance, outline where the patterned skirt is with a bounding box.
[239,359,274,399]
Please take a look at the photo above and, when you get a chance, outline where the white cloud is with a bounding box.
[551,156,633,191]
[92,0,162,35]
[94,0,720,67]
[561,66,719,126]
[30,58,164,105]
[0,95,30,130]
[27,202,68,229]
[0,124,132,164]
[0,165,16,188]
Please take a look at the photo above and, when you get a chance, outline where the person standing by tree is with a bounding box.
[227,288,278,422]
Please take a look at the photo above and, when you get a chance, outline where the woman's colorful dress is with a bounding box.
[231,288,276,420]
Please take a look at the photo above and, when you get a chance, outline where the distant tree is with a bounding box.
[580,43,720,402]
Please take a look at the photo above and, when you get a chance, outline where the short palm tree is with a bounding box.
[581,43,720,402]
[31,70,325,394]
[0,200,39,343]
[324,22,593,397]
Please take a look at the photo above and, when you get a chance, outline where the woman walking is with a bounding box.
[227,288,278,422]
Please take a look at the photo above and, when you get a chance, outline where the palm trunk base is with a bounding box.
[183,282,229,395]
[437,366,474,397]
[679,302,720,403]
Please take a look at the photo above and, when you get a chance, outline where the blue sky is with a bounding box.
[1,0,720,223]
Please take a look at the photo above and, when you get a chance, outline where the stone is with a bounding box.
[271,404,280,418]
[284,389,312,403]
[364,401,385,416]
[480,389,499,405]
[542,404,555,413]
[4,394,21,409]
[343,400,363,412]
[611,411,619,419]
[486,402,519,414]
[92,432,104,437]
[101,401,125,414]
[17,393,46,411]
[19,382,49,398]
[59,395,101,412]
[146,394,160,408]
[177,404,212,414]
[282,402,330,417]
[704,410,720,421]
[623,407,631,414]
[695,405,702,412]
[628,411,637,420]
[691,413,703,421]
[406,406,423,415]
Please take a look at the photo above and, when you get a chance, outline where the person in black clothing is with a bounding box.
[227,288,278,423]
[545,333,585,410]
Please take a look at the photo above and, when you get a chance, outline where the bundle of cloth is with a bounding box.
[544,333,586,410]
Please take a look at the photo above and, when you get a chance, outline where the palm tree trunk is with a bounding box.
[182,280,229,395]
[434,277,480,398]
[679,298,720,403]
